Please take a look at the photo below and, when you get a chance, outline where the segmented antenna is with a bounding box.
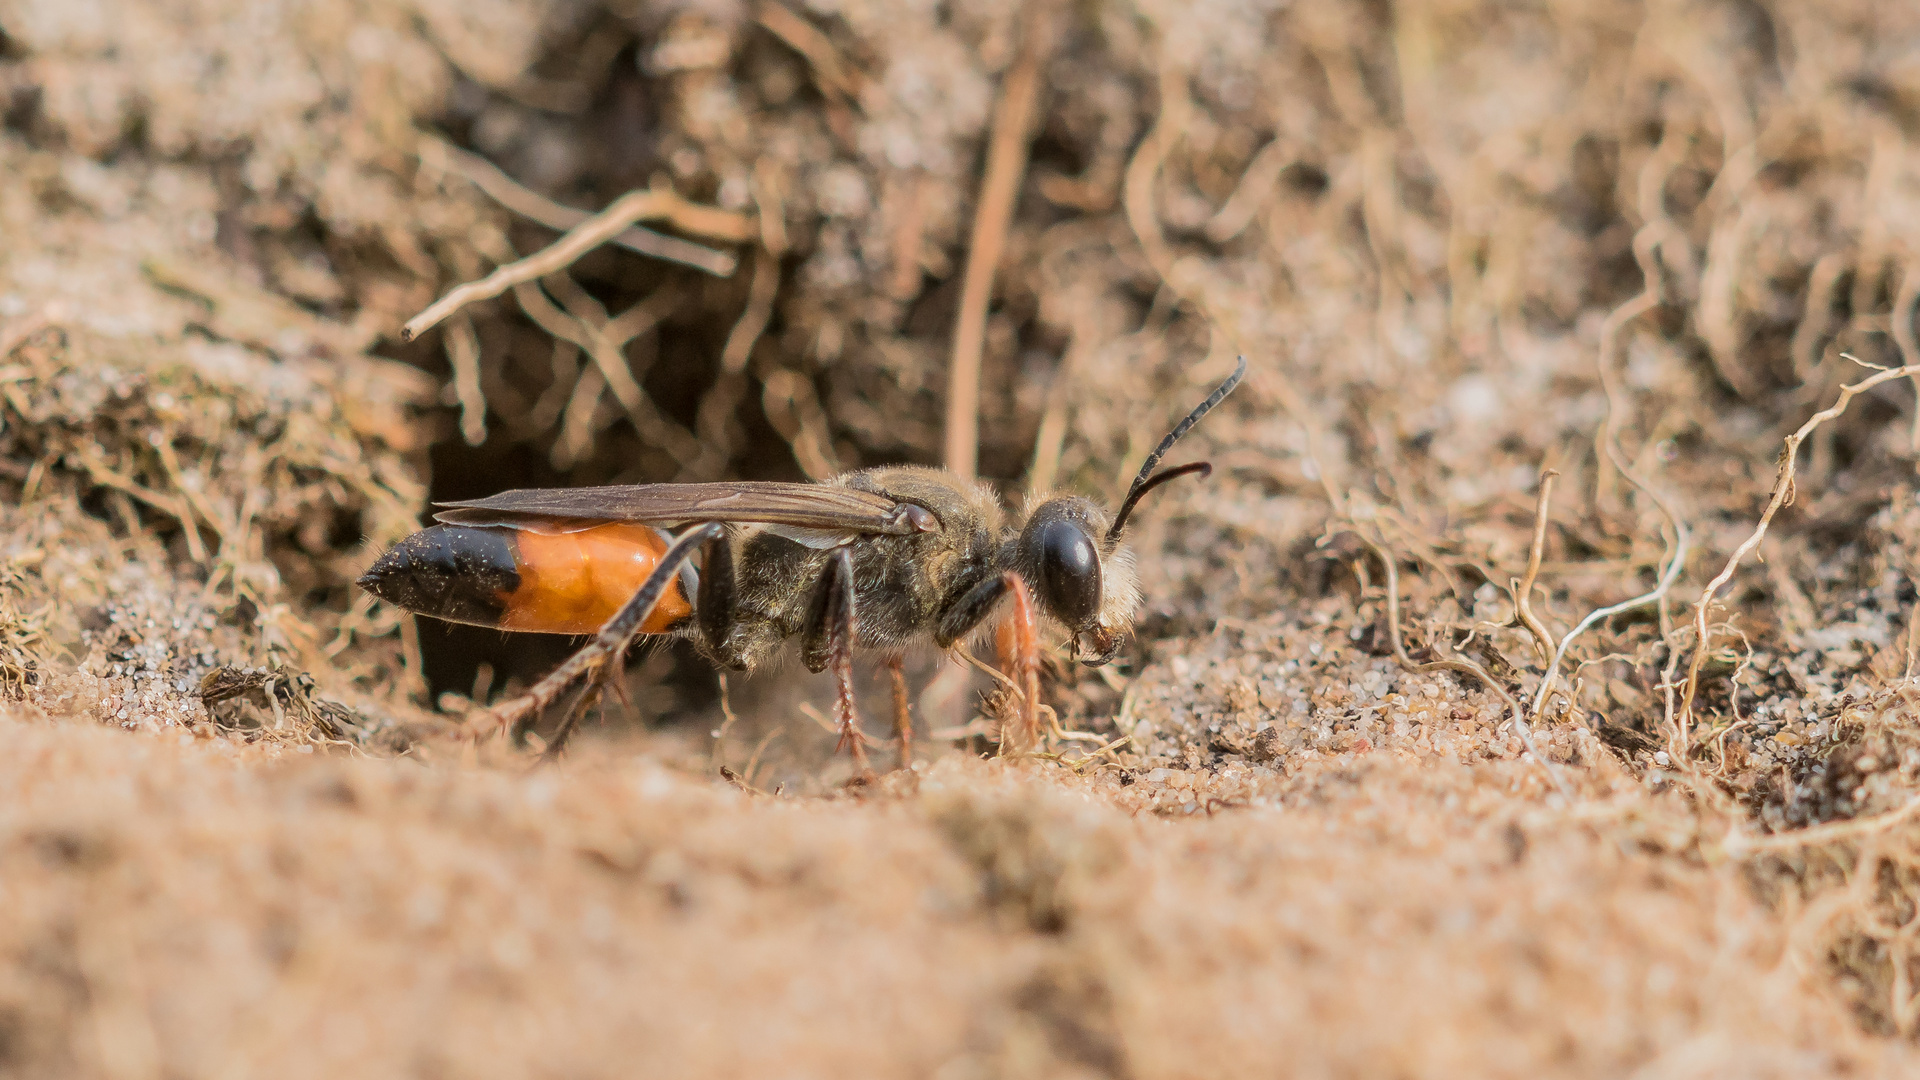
[1106,461,1211,540]
[1106,355,1248,541]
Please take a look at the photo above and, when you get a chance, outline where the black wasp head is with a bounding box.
[1016,356,1247,667]
[1013,496,1132,665]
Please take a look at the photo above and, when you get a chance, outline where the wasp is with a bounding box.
[359,357,1245,768]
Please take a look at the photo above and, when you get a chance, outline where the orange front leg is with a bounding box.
[993,571,1041,754]
[885,656,914,771]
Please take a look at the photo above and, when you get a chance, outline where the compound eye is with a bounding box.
[1035,519,1101,629]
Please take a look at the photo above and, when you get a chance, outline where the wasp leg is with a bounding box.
[885,655,912,771]
[476,523,725,746]
[930,572,1041,753]
[932,574,1010,649]
[694,524,736,659]
[992,573,1042,754]
[542,675,610,762]
[800,548,869,772]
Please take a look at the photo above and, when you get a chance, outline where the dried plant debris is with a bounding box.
[199,664,425,750]
[0,301,431,741]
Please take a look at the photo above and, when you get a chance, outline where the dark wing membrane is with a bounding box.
[433,482,917,534]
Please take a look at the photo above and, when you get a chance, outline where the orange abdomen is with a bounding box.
[500,523,693,635]
[358,521,694,636]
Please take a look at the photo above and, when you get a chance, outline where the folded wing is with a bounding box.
[433,481,934,535]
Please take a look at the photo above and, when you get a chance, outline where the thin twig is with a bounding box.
[760,369,841,480]
[959,646,1020,692]
[954,646,1092,755]
[711,673,740,773]
[429,139,737,277]
[692,172,788,478]
[1512,469,1559,663]
[693,247,783,476]
[945,5,1053,480]
[1791,252,1850,382]
[1676,357,1920,751]
[76,450,208,564]
[149,435,229,553]
[1047,733,1134,773]
[742,725,785,789]
[1122,61,1189,285]
[718,766,768,796]
[1204,137,1295,245]
[1530,546,1690,727]
[755,2,862,103]
[555,364,609,469]
[797,702,879,747]
[887,171,931,299]
[445,312,487,446]
[513,280,704,470]
[526,338,582,436]
[721,248,782,377]
[402,185,752,342]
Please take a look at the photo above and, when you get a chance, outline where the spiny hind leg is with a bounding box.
[801,547,870,772]
[540,676,610,762]
[539,633,658,761]
[473,523,724,750]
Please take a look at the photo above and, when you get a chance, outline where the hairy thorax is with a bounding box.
[695,466,1005,670]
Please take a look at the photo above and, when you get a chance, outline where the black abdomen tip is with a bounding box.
[359,525,521,628]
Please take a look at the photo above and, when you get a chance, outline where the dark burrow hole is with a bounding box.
[387,26,939,731]
[395,36,818,719]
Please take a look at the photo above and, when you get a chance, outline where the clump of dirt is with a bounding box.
[7,0,1920,1073]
